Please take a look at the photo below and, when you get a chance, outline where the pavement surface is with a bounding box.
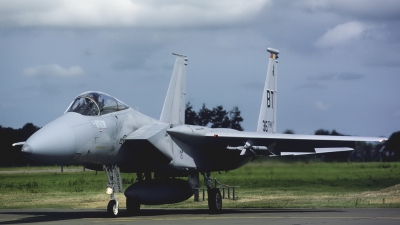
[0,208,399,225]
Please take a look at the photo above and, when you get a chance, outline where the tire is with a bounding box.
[107,200,118,217]
[207,188,222,213]
[126,198,141,216]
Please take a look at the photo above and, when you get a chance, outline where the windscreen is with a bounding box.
[66,92,129,116]
[68,97,100,116]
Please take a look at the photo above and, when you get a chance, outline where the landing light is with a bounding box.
[106,187,113,195]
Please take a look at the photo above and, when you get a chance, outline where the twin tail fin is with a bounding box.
[160,53,188,126]
[257,48,279,133]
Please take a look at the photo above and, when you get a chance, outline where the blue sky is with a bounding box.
[0,0,399,137]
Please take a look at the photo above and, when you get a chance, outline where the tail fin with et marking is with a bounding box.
[257,48,279,133]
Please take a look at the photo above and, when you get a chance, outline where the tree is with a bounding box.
[228,106,244,131]
[384,131,400,160]
[385,131,400,151]
[0,123,40,166]
[314,129,344,136]
[21,123,40,140]
[185,103,244,131]
[283,129,295,134]
[211,105,230,129]
[195,104,213,126]
[185,102,197,125]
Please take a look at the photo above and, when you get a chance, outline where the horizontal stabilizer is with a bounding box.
[314,147,354,153]
[279,152,315,156]
[279,147,353,156]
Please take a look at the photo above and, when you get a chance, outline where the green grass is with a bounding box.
[0,166,61,171]
[0,161,399,209]
[0,171,138,194]
[213,160,400,192]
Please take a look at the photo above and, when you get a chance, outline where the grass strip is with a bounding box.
[0,161,399,209]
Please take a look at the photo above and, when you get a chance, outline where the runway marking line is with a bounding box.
[89,216,400,222]
[376,217,400,220]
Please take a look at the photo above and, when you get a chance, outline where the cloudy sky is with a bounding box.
[1,0,399,137]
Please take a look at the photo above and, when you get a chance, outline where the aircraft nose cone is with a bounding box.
[24,116,76,164]
[21,144,33,155]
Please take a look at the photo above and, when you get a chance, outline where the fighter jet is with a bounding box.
[14,48,386,217]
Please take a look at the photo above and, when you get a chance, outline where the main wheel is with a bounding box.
[126,198,141,216]
[208,188,222,213]
[107,200,119,217]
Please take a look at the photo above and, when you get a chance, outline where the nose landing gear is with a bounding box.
[103,165,123,217]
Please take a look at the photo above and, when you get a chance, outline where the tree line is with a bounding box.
[185,102,244,131]
[0,123,40,166]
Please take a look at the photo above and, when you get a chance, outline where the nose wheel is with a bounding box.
[107,199,119,217]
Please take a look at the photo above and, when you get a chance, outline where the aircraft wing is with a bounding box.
[168,126,386,157]
[206,131,386,156]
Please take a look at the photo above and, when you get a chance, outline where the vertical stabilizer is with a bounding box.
[257,48,279,133]
[160,53,188,125]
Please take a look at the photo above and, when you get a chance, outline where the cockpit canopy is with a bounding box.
[66,92,129,116]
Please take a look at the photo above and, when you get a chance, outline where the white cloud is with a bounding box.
[315,100,330,111]
[315,21,372,48]
[0,0,271,28]
[296,0,400,20]
[23,64,84,77]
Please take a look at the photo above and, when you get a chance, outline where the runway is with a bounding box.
[0,208,399,225]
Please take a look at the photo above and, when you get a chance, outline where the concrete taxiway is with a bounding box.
[0,208,399,225]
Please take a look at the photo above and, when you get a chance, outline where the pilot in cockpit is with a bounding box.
[66,92,128,116]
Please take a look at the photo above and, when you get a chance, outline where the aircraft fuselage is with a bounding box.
[22,107,251,174]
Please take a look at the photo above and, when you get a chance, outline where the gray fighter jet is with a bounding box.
[14,49,386,217]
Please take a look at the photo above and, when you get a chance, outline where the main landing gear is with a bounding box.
[103,165,123,217]
[202,172,222,213]
[208,188,222,213]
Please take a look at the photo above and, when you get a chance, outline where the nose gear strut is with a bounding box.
[103,165,123,217]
